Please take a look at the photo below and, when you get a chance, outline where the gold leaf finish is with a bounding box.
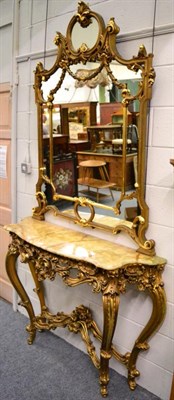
[5,217,166,397]
[5,3,166,399]
[33,2,156,255]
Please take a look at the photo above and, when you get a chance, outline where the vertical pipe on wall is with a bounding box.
[11,0,19,311]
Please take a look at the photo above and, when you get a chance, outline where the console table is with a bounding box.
[5,217,166,397]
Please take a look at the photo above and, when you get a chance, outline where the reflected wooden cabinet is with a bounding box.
[100,102,123,124]
[56,101,97,152]
[87,124,122,152]
[43,134,69,156]
[68,140,91,152]
[43,102,98,155]
[100,102,137,125]
[77,151,136,191]
[60,101,97,138]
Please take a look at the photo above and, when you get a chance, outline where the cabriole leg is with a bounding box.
[127,286,166,390]
[28,260,47,315]
[100,292,120,397]
[5,250,36,345]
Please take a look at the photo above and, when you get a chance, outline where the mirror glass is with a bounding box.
[34,2,155,255]
[41,62,140,216]
[71,17,99,50]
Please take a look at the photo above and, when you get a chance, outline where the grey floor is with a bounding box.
[0,299,162,400]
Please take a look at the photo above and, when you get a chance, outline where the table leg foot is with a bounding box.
[128,365,140,390]
[100,290,120,397]
[100,356,110,397]
[127,285,166,390]
[26,323,37,344]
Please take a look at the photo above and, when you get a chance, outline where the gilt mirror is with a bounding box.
[33,1,156,255]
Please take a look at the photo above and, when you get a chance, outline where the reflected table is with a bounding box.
[5,217,166,397]
[78,159,115,202]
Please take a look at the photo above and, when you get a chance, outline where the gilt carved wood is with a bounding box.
[33,1,156,255]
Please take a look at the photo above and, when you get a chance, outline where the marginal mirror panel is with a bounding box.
[33,1,156,255]
[71,15,99,50]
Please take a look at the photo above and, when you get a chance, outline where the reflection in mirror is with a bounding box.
[41,63,140,216]
[71,17,99,51]
[34,1,156,255]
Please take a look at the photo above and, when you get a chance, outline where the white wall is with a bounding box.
[4,0,174,399]
[0,0,13,83]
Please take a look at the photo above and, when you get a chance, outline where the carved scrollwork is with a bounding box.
[137,44,147,58]
[118,264,165,293]
[6,232,166,396]
[8,234,164,297]
[107,17,120,35]
[76,2,92,28]
[148,67,156,87]
[33,2,158,256]
[32,191,48,220]
[32,304,100,369]
[135,341,149,350]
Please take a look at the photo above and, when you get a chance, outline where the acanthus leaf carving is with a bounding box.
[8,234,164,297]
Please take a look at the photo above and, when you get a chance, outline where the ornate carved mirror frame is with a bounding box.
[33,1,156,255]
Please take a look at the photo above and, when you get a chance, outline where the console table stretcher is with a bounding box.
[4,217,166,398]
